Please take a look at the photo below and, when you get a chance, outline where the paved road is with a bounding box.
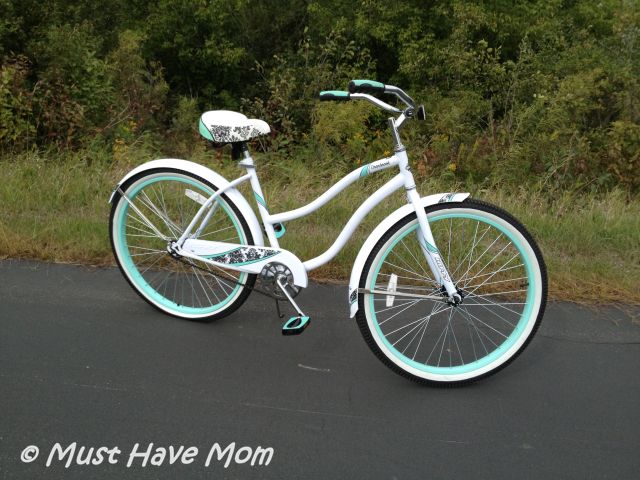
[1,260,639,479]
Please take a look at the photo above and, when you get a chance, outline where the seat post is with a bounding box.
[231,142,249,160]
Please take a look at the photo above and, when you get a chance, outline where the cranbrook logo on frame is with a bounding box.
[20,442,274,469]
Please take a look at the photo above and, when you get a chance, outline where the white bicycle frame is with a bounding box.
[170,116,459,299]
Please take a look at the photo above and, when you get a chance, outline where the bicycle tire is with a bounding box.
[356,198,547,386]
[109,167,257,322]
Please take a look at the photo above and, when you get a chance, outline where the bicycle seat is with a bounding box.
[199,110,270,144]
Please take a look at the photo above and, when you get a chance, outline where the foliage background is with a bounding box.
[0,0,638,302]
[1,0,638,191]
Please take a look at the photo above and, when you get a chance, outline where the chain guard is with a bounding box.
[260,262,301,300]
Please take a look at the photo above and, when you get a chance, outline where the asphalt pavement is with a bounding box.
[1,259,639,479]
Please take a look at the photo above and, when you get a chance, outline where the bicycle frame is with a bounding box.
[108,81,546,383]
[244,151,404,271]
[174,126,459,298]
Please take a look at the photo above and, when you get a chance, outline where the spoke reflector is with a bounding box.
[185,188,208,205]
[386,273,398,307]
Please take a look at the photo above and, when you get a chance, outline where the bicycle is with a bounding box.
[109,79,547,385]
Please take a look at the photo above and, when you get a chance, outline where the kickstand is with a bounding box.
[274,298,284,319]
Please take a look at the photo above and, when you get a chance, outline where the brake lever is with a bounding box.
[383,85,415,109]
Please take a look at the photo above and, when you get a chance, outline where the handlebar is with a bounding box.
[348,79,415,109]
[320,80,421,119]
[319,89,401,114]
[319,80,425,149]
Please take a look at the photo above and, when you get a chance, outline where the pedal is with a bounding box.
[282,316,310,336]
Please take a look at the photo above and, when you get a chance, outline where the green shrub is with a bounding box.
[107,30,169,139]
[0,56,35,150]
[607,120,640,190]
[28,23,112,146]
[0,0,637,193]
[167,95,204,158]
[242,24,376,150]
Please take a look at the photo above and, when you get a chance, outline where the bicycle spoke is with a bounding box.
[456,233,504,285]
[450,222,491,279]
[463,275,528,291]
[138,190,182,238]
[400,238,435,282]
[462,249,518,293]
[460,307,508,339]
[116,174,250,314]
[365,205,543,378]
[461,263,525,286]
[462,299,517,328]
[378,300,422,326]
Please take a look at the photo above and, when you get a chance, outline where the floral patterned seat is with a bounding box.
[198,110,270,144]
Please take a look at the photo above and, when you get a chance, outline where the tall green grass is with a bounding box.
[1,147,638,304]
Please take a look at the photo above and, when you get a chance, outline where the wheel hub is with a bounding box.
[167,240,182,259]
[441,285,466,306]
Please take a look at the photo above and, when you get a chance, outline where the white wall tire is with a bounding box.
[357,199,547,385]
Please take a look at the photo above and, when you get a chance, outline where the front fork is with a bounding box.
[399,151,459,301]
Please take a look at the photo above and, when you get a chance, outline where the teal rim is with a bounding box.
[116,174,247,315]
[368,212,537,375]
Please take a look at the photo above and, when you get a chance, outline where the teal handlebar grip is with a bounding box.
[348,79,385,94]
[319,90,351,101]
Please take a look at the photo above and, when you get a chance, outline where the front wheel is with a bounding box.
[357,199,547,385]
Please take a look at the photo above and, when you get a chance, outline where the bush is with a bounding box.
[0,56,35,151]
[166,95,204,158]
[28,23,112,146]
[107,30,169,136]
[0,0,638,193]
[241,25,376,150]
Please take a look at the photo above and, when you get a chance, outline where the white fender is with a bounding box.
[348,192,470,317]
[109,159,265,247]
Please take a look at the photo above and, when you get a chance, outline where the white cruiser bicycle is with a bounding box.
[109,80,547,385]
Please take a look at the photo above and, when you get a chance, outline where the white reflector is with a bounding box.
[386,273,398,307]
[185,189,208,205]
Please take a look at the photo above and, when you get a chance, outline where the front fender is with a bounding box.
[109,159,265,247]
[348,192,470,318]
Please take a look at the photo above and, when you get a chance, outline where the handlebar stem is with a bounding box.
[388,117,405,151]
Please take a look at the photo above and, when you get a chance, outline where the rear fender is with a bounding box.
[109,159,265,247]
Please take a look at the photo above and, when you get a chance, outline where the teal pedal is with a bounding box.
[282,316,310,336]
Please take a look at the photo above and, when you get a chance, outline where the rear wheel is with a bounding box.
[109,168,256,321]
[357,199,547,385]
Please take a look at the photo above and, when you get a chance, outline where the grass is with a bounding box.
[1,146,638,305]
